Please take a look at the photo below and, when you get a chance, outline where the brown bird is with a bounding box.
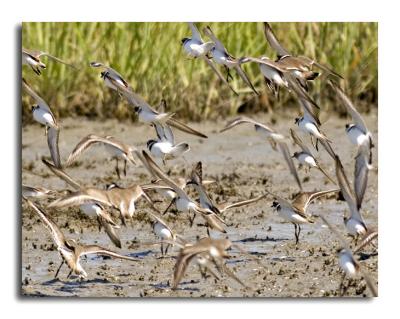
[24,198,139,280]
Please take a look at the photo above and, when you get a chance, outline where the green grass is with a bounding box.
[22,22,378,123]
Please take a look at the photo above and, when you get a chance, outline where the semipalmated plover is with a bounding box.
[290,129,336,184]
[65,134,137,178]
[319,215,377,297]
[221,117,303,191]
[203,25,259,95]
[139,150,226,233]
[329,80,373,166]
[22,48,76,75]
[147,122,189,164]
[24,198,139,279]
[268,188,340,244]
[22,79,61,168]
[335,156,369,239]
[264,23,343,86]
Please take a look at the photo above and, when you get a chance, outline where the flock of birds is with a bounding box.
[22,22,377,296]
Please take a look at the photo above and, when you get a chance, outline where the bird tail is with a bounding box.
[170,143,190,158]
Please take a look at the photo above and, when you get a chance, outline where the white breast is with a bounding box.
[176,197,194,213]
[103,77,119,91]
[347,126,368,146]
[184,40,205,57]
[339,251,357,277]
[259,64,287,87]
[299,153,317,167]
[80,203,99,217]
[151,142,173,158]
[212,50,235,68]
[33,108,55,127]
[138,109,157,123]
[279,206,309,224]
[345,218,367,236]
[154,222,172,240]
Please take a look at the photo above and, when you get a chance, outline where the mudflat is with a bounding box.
[21,111,378,297]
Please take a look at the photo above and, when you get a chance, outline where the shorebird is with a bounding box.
[294,98,336,159]
[220,116,303,191]
[145,210,186,256]
[182,22,215,58]
[147,121,190,165]
[290,129,336,184]
[65,134,138,179]
[203,25,259,95]
[263,23,342,89]
[22,48,76,75]
[172,237,250,290]
[139,150,227,234]
[104,182,161,225]
[329,80,374,166]
[42,158,122,248]
[268,188,340,244]
[319,215,377,297]
[22,78,61,168]
[24,198,140,280]
[90,63,208,138]
[90,62,131,94]
[238,55,319,107]
[187,161,267,215]
[182,23,238,95]
[335,156,371,240]
[22,184,56,199]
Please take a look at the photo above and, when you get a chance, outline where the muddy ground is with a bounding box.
[21,110,378,297]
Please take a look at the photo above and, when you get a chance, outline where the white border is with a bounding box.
[3,0,399,318]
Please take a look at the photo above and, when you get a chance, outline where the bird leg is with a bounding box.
[162,198,175,215]
[165,243,170,255]
[54,260,65,279]
[115,158,121,179]
[123,159,127,176]
[224,65,234,82]
[160,242,164,256]
[66,268,73,279]
[189,212,196,227]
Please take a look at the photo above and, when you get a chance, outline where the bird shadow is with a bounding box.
[127,250,153,258]
[233,236,288,243]
[357,251,378,261]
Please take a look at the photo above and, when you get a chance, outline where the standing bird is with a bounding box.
[146,211,185,256]
[24,198,139,280]
[65,134,138,179]
[147,122,190,165]
[203,25,259,95]
[22,48,76,75]
[329,80,374,167]
[220,117,303,191]
[268,188,340,244]
[290,129,336,184]
[319,215,377,297]
[22,79,61,168]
